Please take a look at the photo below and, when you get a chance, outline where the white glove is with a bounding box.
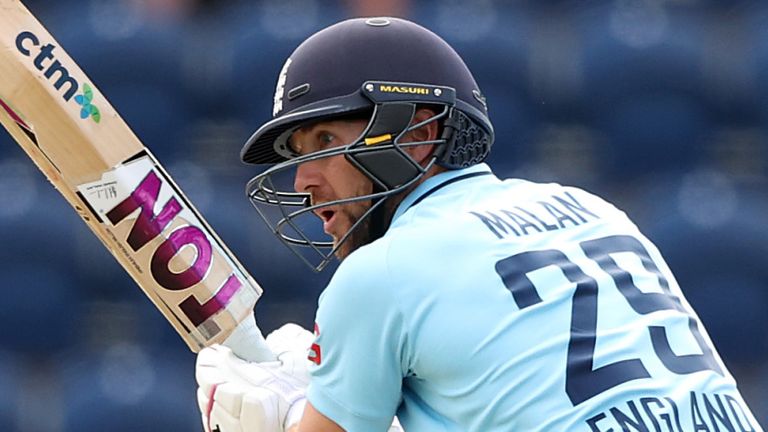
[265,323,316,383]
[196,323,315,432]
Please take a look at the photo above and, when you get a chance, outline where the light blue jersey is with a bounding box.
[306,164,761,432]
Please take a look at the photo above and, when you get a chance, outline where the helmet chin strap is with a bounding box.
[363,152,439,245]
[366,189,391,244]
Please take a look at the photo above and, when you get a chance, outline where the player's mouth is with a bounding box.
[316,209,337,235]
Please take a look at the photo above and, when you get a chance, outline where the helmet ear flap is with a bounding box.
[437,108,492,169]
[345,103,424,190]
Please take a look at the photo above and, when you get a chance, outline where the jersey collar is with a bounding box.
[391,163,494,223]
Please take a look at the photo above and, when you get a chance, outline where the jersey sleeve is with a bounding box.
[306,242,406,431]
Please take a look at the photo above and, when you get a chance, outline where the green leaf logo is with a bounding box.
[74,83,101,123]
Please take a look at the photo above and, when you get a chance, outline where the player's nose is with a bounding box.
[293,159,322,193]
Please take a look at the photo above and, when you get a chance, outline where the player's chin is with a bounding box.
[333,234,357,261]
[333,227,371,261]
[333,244,351,261]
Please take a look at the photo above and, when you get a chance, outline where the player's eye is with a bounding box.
[318,132,335,147]
[289,130,337,156]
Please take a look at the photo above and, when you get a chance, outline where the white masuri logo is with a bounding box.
[273,58,292,116]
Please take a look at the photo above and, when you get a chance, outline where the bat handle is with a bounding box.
[223,313,277,362]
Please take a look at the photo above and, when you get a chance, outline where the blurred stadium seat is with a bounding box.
[0,351,21,429]
[0,163,83,355]
[597,94,712,179]
[574,2,707,104]
[59,342,199,432]
[747,4,768,135]
[1,265,81,355]
[573,2,711,180]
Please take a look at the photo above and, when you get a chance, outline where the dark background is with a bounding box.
[0,0,766,430]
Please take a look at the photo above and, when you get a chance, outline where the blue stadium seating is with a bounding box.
[748,5,768,132]
[1,264,81,355]
[1,0,767,426]
[0,351,20,429]
[59,343,199,431]
[0,174,82,355]
[573,3,711,180]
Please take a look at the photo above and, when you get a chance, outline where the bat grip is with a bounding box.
[223,313,277,362]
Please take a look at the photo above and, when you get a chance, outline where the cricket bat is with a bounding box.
[0,0,274,361]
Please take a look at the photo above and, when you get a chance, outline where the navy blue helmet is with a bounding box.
[241,17,493,167]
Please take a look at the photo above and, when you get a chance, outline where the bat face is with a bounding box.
[0,0,265,353]
[73,150,261,346]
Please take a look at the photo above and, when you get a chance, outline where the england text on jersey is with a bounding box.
[469,191,600,239]
[586,391,757,432]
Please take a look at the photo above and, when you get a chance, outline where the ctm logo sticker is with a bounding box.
[15,31,101,123]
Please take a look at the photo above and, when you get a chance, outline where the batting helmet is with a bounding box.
[241,16,493,168]
[242,17,494,271]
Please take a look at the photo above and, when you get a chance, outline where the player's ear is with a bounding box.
[403,108,439,165]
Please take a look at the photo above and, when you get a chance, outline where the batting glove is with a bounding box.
[196,323,315,432]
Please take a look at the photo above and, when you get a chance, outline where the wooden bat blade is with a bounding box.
[0,0,271,358]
